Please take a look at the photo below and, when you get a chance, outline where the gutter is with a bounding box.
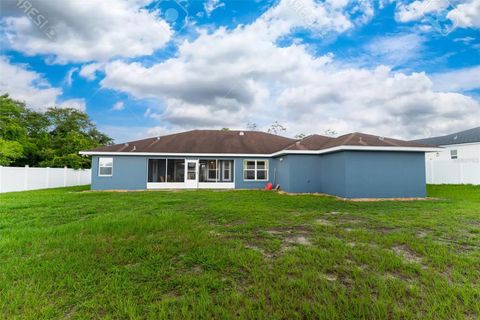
[79,146,443,157]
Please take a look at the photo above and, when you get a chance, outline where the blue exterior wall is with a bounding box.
[91,156,147,190]
[89,152,426,198]
[273,155,322,193]
[343,151,426,198]
[320,152,347,197]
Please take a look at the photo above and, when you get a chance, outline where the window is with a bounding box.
[187,162,196,180]
[148,159,184,182]
[243,160,268,181]
[207,160,217,181]
[199,160,234,182]
[98,157,113,176]
[223,161,231,181]
[148,159,166,182]
[167,159,184,182]
[450,149,458,159]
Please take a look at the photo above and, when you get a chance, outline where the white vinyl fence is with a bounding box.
[426,160,480,185]
[0,166,91,193]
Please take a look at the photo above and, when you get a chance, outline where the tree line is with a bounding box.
[0,94,112,169]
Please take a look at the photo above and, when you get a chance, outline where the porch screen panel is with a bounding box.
[148,159,166,182]
[167,159,185,182]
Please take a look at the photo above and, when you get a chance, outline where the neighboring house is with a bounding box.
[80,130,439,198]
[413,127,480,185]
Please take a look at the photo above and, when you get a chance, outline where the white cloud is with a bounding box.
[431,66,480,92]
[204,0,225,16]
[111,101,125,111]
[79,63,103,81]
[64,67,78,86]
[1,0,172,63]
[0,56,85,111]
[395,0,480,29]
[363,33,424,67]
[448,0,480,27]
[59,98,86,110]
[395,0,449,22]
[99,0,479,139]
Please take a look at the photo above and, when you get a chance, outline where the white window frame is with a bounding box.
[222,161,231,181]
[450,149,458,159]
[98,157,113,177]
[243,159,269,181]
[206,160,218,182]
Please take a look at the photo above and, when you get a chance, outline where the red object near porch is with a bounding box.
[265,182,273,190]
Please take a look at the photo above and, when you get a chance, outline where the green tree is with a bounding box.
[0,94,28,165]
[39,108,113,169]
[0,94,112,169]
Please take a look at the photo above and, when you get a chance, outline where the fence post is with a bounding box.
[0,166,3,193]
[64,166,68,187]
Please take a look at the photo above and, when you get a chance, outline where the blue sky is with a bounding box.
[1,0,479,142]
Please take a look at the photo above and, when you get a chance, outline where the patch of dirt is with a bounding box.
[246,225,313,258]
[435,236,480,252]
[245,244,275,259]
[392,245,423,264]
[191,265,203,274]
[267,225,312,234]
[416,230,429,238]
[285,235,311,245]
[383,272,413,283]
[320,273,337,281]
[315,218,332,226]
[376,227,399,234]
[338,217,364,225]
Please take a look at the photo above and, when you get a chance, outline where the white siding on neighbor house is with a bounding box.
[425,142,480,184]
[0,166,91,193]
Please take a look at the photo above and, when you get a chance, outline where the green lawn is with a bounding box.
[1,185,479,319]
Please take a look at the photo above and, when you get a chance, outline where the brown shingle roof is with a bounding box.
[88,130,297,154]
[285,134,334,150]
[84,130,435,154]
[319,132,434,149]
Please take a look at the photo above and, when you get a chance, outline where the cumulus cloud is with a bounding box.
[395,0,449,22]
[99,0,480,139]
[0,56,85,111]
[448,0,480,27]
[79,63,103,81]
[1,0,172,63]
[395,0,480,30]
[431,66,480,92]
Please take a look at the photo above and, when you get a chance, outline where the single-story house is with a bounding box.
[413,127,480,185]
[80,130,439,198]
